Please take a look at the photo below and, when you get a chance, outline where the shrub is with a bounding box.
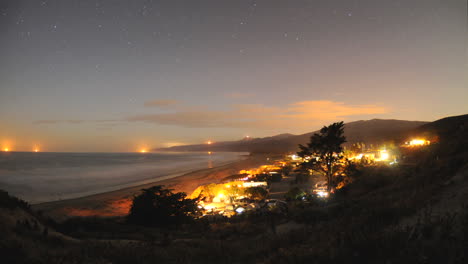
[0,190,30,211]
[244,187,268,201]
[284,187,307,202]
[127,185,201,227]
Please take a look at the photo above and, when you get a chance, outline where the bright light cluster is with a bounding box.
[379,149,389,161]
[408,139,429,146]
[317,191,329,198]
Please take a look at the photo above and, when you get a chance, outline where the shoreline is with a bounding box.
[32,154,268,218]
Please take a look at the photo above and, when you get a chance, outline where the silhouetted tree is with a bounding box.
[127,185,201,227]
[225,184,243,204]
[280,164,293,176]
[284,187,307,201]
[298,121,346,192]
[244,187,268,201]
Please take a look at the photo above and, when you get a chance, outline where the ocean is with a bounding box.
[0,151,246,204]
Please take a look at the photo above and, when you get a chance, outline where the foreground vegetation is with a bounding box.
[1,117,467,263]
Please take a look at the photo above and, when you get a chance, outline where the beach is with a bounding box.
[32,155,268,218]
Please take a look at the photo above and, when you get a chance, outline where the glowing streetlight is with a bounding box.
[379,150,389,161]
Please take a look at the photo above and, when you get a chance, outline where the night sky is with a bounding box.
[0,0,466,152]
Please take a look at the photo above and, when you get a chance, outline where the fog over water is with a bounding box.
[0,152,246,204]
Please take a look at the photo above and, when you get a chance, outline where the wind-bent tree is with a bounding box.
[297,121,346,192]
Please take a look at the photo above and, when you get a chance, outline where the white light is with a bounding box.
[235,207,245,214]
[317,191,329,198]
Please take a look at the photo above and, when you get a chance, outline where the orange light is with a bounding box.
[409,139,427,146]
[207,140,212,145]
[34,148,39,152]
[139,149,147,153]
[3,148,9,152]
[208,151,212,155]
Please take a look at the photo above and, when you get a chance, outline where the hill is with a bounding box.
[2,114,468,263]
[408,114,468,142]
[155,119,428,153]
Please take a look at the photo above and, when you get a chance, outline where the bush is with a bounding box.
[0,190,30,211]
[284,187,307,202]
[127,185,201,227]
[244,187,268,201]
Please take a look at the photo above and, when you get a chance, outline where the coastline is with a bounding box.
[32,154,268,218]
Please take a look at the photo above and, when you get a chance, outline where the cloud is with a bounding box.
[34,119,85,124]
[284,100,387,120]
[34,100,388,131]
[126,100,389,129]
[143,99,179,107]
[34,119,119,125]
[224,92,255,99]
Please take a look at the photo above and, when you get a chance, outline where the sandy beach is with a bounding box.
[33,155,268,218]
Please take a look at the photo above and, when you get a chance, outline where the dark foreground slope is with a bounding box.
[1,115,467,264]
[157,119,427,153]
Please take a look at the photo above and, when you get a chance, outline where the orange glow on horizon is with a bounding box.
[139,149,148,153]
[3,147,9,152]
[207,140,212,145]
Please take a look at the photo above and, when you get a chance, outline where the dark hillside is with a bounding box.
[1,114,468,263]
[409,114,468,142]
[156,119,427,153]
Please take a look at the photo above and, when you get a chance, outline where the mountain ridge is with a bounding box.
[154,118,434,153]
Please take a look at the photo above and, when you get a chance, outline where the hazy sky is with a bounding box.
[0,0,466,152]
